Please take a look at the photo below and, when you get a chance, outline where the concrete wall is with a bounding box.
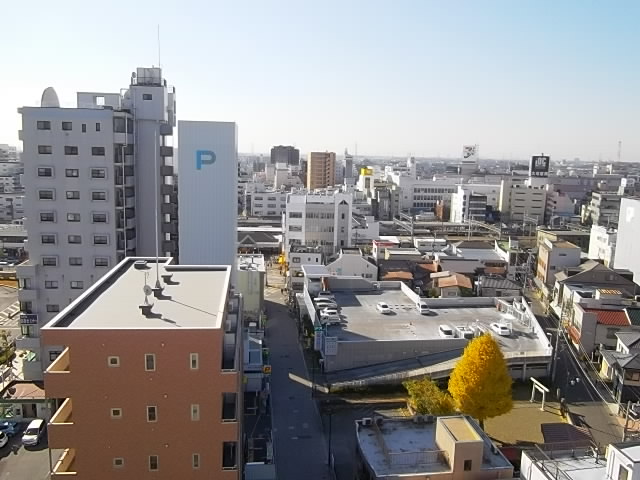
[615,197,640,282]
[323,338,468,372]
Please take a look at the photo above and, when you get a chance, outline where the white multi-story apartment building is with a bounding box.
[499,179,547,223]
[588,225,617,268]
[16,67,177,379]
[0,194,24,222]
[0,144,24,193]
[284,191,352,256]
[450,186,487,223]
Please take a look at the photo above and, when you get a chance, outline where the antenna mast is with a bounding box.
[157,25,161,68]
[617,140,622,162]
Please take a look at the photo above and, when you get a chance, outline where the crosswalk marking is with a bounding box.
[0,301,20,328]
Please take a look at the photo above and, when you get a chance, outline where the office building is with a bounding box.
[0,144,24,193]
[582,191,622,226]
[17,67,177,378]
[43,257,243,479]
[178,121,238,267]
[284,191,352,256]
[306,151,336,190]
[536,239,581,286]
[449,186,487,223]
[615,197,640,282]
[247,190,287,217]
[499,180,546,224]
[344,149,354,181]
[270,145,299,166]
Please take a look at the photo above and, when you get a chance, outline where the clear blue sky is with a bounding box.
[2,0,639,160]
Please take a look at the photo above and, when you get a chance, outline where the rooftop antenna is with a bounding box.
[617,140,622,162]
[157,25,161,68]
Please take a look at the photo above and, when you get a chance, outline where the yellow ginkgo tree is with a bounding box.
[448,333,513,428]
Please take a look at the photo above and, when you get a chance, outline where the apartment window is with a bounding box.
[65,168,79,178]
[147,406,157,422]
[44,281,58,289]
[38,145,52,154]
[93,235,108,245]
[191,404,200,421]
[62,121,72,131]
[92,212,107,223]
[37,167,53,177]
[42,256,57,266]
[291,257,300,263]
[70,281,84,289]
[145,353,156,371]
[38,190,54,200]
[110,408,122,419]
[95,257,109,267]
[289,212,302,218]
[149,455,159,471]
[68,235,82,244]
[222,442,237,470]
[66,190,80,200]
[92,191,107,201]
[46,304,60,313]
[95,122,101,132]
[67,213,81,222]
[69,257,83,266]
[190,353,199,370]
[192,453,200,469]
[41,234,56,245]
[107,356,120,367]
[81,123,86,133]
[464,460,472,471]
[113,458,124,468]
[143,93,153,100]
[64,146,78,155]
[92,147,105,156]
[91,168,106,178]
[222,393,237,422]
[49,350,62,361]
[36,121,51,130]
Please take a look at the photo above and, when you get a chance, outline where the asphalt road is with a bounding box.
[0,426,56,480]
[266,268,331,480]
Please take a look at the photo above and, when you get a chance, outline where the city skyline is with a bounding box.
[2,0,639,161]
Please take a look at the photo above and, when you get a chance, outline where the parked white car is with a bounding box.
[0,431,8,449]
[314,299,338,309]
[439,325,455,338]
[455,325,475,339]
[490,322,511,336]
[317,291,335,300]
[321,307,340,317]
[22,418,46,447]
[376,302,391,314]
[416,301,430,314]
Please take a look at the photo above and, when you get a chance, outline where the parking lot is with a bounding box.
[0,424,57,480]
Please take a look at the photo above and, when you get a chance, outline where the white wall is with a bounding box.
[327,254,377,279]
[615,197,640,282]
[178,121,238,267]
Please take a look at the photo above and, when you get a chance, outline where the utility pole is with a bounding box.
[551,328,561,382]
[623,400,632,442]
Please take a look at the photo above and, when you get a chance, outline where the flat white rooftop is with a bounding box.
[326,290,547,353]
[46,258,230,330]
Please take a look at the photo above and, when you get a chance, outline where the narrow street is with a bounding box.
[525,289,623,447]
[265,265,331,480]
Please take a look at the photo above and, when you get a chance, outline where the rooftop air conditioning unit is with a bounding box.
[361,418,373,426]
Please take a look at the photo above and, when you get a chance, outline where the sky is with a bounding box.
[1,1,639,161]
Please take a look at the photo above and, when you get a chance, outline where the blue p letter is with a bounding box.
[196,150,216,170]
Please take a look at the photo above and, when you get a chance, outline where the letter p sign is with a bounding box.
[196,150,216,170]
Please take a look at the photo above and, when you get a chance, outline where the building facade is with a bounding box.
[306,152,336,190]
[615,197,640,283]
[177,121,238,268]
[284,191,352,256]
[270,145,299,166]
[43,258,243,479]
[17,68,177,379]
[588,225,617,268]
[536,239,581,286]
[249,191,287,217]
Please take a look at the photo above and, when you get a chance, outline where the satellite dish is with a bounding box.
[143,285,153,296]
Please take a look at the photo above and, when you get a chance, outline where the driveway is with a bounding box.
[0,425,56,480]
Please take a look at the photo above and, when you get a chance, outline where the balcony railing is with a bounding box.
[50,398,73,425]
[51,448,77,477]
[47,348,70,373]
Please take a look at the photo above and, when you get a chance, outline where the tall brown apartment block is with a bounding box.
[43,258,243,479]
[306,151,336,190]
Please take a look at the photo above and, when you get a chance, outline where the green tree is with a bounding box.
[448,334,513,428]
[403,378,455,415]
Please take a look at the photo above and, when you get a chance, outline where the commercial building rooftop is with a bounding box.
[326,289,546,353]
[44,258,230,330]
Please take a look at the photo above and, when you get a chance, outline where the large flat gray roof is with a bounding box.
[325,290,546,353]
[45,258,230,330]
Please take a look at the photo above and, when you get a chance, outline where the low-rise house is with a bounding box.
[600,332,640,402]
[326,248,377,279]
[478,276,521,297]
[536,239,581,287]
[428,271,473,297]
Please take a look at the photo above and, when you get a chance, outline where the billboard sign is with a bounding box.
[196,150,216,170]
[530,155,550,177]
[20,314,38,325]
[462,145,478,161]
